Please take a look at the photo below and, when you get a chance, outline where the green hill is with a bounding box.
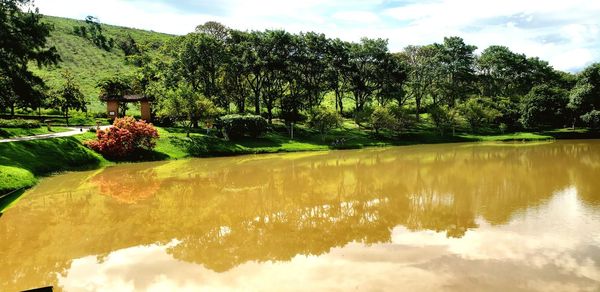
[30,16,174,112]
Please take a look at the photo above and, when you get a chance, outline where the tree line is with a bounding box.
[2,0,600,134]
[134,21,599,134]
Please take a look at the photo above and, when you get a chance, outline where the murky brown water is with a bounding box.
[2,141,600,291]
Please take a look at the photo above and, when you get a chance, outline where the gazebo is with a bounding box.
[100,94,152,121]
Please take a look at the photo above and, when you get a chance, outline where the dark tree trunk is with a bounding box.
[237,100,245,114]
[254,92,260,115]
[415,97,421,122]
[267,106,273,124]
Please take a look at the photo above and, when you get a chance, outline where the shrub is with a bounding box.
[217,114,267,140]
[581,110,600,129]
[459,97,501,133]
[520,85,569,129]
[429,104,461,136]
[499,123,508,134]
[371,107,395,134]
[371,105,416,135]
[389,105,416,133]
[85,117,159,159]
[308,107,342,138]
[0,119,40,128]
[354,106,375,125]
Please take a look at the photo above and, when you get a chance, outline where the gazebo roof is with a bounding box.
[100,94,152,102]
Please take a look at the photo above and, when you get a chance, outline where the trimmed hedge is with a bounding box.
[0,119,40,128]
[217,114,267,140]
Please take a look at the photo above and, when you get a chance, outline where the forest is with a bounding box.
[2,0,600,138]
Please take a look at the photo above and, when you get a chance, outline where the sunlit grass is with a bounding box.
[0,127,71,138]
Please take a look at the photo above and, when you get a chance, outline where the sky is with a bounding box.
[33,0,600,72]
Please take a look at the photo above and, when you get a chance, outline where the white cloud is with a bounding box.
[33,0,600,72]
[331,11,380,24]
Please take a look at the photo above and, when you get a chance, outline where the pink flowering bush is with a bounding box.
[86,117,159,159]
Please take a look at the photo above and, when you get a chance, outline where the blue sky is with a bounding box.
[35,0,600,72]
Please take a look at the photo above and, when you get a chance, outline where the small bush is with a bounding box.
[389,105,416,133]
[581,110,600,129]
[371,107,395,134]
[217,114,267,140]
[459,98,501,133]
[354,106,375,124]
[308,107,342,138]
[429,104,461,136]
[371,105,416,135]
[85,117,159,159]
[0,119,40,128]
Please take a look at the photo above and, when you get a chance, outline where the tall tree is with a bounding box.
[520,85,569,129]
[174,32,227,109]
[260,30,293,124]
[376,53,407,106]
[0,0,60,115]
[242,31,267,115]
[224,30,251,113]
[294,32,329,109]
[326,39,351,114]
[283,32,329,123]
[569,63,600,127]
[195,21,230,42]
[346,38,388,117]
[159,83,220,137]
[435,37,477,106]
[51,70,87,125]
[398,45,440,121]
[477,45,529,97]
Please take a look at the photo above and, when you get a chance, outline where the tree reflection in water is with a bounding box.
[1,141,600,291]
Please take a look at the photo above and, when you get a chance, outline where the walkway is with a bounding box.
[0,125,111,143]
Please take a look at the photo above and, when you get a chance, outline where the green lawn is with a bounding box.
[0,166,36,194]
[0,127,71,139]
[0,136,109,197]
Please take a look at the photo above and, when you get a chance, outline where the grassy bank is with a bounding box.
[0,137,108,197]
[2,122,599,201]
[76,122,600,160]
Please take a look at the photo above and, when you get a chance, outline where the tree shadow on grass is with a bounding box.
[542,129,600,140]
[170,134,283,157]
[105,149,170,162]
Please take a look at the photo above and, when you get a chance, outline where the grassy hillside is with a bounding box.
[29,15,174,112]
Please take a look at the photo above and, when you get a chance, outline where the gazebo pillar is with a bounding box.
[140,101,151,121]
[107,100,119,120]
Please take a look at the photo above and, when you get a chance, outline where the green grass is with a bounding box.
[3,118,599,199]
[458,132,553,142]
[0,166,36,194]
[0,137,109,196]
[29,15,174,112]
[0,127,71,138]
[120,122,572,159]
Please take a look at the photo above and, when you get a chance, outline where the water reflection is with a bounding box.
[1,140,600,291]
[91,163,163,204]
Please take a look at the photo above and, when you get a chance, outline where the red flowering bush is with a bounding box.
[86,117,159,159]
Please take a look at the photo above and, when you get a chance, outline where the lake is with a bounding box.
[1,140,600,291]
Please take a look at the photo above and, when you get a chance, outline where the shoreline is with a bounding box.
[1,127,599,210]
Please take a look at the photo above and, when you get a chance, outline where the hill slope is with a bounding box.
[30,16,174,112]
